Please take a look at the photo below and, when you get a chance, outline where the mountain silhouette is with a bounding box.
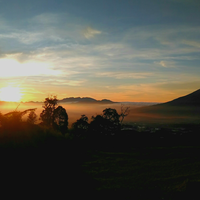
[134,89,200,123]
[161,89,200,107]
[59,97,115,104]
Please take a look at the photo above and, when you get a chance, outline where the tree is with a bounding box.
[89,114,108,136]
[103,108,120,123]
[119,104,130,124]
[102,108,121,134]
[40,96,68,134]
[27,110,37,124]
[53,106,68,134]
[40,96,58,126]
[90,108,121,137]
[72,115,89,130]
[3,109,37,124]
[0,108,37,131]
[72,115,89,138]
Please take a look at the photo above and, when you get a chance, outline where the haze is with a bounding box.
[0,102,138,126]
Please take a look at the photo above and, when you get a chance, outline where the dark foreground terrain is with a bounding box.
[83,145,200,199]
[1,124,200,200]
[1,90,200,198]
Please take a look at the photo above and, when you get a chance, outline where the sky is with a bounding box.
[0,0,200,102]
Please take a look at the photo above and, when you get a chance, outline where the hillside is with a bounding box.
[162,89,200,107]
[131,89,200,124]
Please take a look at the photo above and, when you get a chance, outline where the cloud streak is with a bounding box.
[95,72,153,79]
[82,26,102,39]
[0,3,199,102]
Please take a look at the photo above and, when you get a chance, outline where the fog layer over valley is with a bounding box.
[1,98,200,127]
[0,101,154,126]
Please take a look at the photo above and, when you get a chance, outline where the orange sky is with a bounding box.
[0,1,200,103]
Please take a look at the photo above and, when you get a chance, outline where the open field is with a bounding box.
[1,131,200,199]
[81,145,200,199]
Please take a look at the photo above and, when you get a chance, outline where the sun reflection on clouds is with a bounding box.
[0,86,23,102]
[0,58,61,78]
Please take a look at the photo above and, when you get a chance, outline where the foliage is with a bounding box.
[53,106,68,134]
[0,109,37,131]
[89,106,130,137]
[90,108,121,137]
[72,115,89,130]
[103,108,120,126]
[40,96,68,135]
[119,104,130,124]
[40,96,58,126]
[72,115,89,138]
[90,115,109,136]
[27,110,37,124]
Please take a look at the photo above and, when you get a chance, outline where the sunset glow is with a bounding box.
[0,1,199,102]
[0,58,60,77]
[0,86,22,102]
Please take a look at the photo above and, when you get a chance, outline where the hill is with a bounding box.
[162,89,200,107]
[132,89,200,124]
[58,97,115,104]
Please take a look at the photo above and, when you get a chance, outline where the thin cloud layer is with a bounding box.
[82,26,102,39]
[0,0,199,102]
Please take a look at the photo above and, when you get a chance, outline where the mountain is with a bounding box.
[161,89,200,107]
[59,97,115,104]
[133,89,200,123]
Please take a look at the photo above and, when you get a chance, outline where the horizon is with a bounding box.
[0,97,161,104]
[1,88,200,104]
[0,1,200,103]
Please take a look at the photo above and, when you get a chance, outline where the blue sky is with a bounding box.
[0,0,200,102]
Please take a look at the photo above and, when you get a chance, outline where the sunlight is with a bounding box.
[0,58,61,77]
[0,86,22,102]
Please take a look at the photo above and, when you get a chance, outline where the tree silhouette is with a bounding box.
[102,108,121,134]
[53,106,68,134]
[103,108,120,123]
[120,104,130,124]
[72,115,89,138]
[40,96,68,134]
[40,96,58,126]
[0,108,37,131]
[90,108,121,137]
[90,114,108,136]
[27,110,37,124]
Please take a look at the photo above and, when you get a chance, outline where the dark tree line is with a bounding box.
[39,96,130,137]
[0,96,130,139]
[72,106,130,139]
[40,96,68,134]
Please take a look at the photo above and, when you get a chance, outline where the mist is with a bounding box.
[1,101,198,127]
[0,102,140,127]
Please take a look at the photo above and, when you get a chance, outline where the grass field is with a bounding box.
[81,145,200,199]
[0,128,200,199]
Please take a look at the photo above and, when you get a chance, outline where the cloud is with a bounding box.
[0,13,199,103]
[124,25,200,53]
[82,26,101,39]
[156,81,200,91]
[0,58,61,77]
[95,72,153,79]
[31,13,61,25]
[0,13,84,48]
[156,60,175,68]
[181,40,200,48]
[159,61,166,67]
[51,80,86,86]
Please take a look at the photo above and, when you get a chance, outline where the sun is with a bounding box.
[0,86,22,102]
